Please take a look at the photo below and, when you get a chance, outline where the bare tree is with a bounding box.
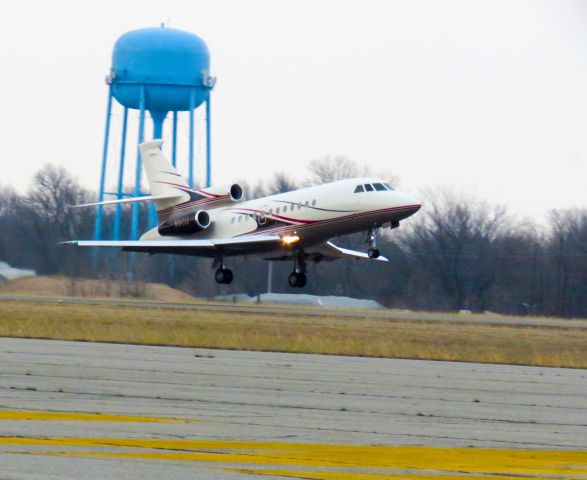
[17,165,94,274]
[306,155,399,186]
[405,189,513,311]
[548,208,587,317]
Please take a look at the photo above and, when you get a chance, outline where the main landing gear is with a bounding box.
[367,225,380,259]
[214,255,233,285]
[288,252,307,288]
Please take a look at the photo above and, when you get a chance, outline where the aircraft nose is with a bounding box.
[398,193,421,213]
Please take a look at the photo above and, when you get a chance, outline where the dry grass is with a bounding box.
[0,276,197,303]
[0,301,586,368]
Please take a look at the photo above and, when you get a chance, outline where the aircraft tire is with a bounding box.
[288,272,307,288]
[215,268,234,284]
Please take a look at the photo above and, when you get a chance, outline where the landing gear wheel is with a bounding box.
[215,268,234,284]
[368,248,380,259]
[224,269,233,284]
[288,272,307,288]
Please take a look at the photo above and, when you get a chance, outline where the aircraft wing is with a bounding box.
[316,241,389,262]
[264,241,388,262]
[62,234,282,256]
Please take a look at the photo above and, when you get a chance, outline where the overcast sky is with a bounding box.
[1,0,586,219]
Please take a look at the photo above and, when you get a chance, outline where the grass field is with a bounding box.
[0,276,197,303]
[0,300,585,368]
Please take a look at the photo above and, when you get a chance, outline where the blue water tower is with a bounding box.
[95,25,216,241]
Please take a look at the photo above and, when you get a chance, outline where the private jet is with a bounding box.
[64,140,421,288]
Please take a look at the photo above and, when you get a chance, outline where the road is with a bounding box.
[0,338,586,479]
[1,293,586,329]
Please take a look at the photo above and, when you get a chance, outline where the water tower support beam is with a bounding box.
[188,88,195,188]
[206,97,211,188]
[113,107,129,241]
[131,86,146,241]
[93,86,113,242]
[172,111,178,167]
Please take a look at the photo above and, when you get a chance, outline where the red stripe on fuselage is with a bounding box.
[248,204,419,236]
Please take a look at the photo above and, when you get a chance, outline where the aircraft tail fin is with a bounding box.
[72,141,201,224]
[139,140,193,221]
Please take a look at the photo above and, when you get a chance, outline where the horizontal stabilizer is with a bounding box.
[73,194,182,208]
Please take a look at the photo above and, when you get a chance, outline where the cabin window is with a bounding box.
[231,217,235,224]
[364,184,374,192]
[305,201,309,207]
[290,204,294,212]
[238,216,242,223]
[276,207,280,214]
[298,203,302,210]
[312,199,316,206]
[384,182,394,191]
[354,185,365,193]
[373,183,386,191]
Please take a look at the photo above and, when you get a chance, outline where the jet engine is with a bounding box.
[200,183,243,204]
[158,210,211,236]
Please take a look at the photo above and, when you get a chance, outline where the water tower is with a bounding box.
[94,25,216,241]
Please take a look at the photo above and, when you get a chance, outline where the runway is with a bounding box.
[0,338,586,479]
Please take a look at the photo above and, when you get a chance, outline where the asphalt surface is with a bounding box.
[0,338,586,479]
[2,293,586,329]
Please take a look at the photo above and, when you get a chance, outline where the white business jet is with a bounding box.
[65,140,421,288]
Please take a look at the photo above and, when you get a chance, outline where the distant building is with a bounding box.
[215,293,383,309]
[0,262,36,284]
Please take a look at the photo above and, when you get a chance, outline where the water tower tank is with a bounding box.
[111,26,211,113]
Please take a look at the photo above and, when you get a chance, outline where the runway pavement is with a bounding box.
[0,338,586,479]
[2,293,587,328]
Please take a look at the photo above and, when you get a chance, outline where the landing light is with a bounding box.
[281,234,300,245]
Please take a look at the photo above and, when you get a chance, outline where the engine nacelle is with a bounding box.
[158,210,211,236]
[200,183,243,203]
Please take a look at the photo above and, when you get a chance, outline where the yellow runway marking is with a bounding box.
[226,469,572,480]
[0,437,586,478]
[0,409,184,423]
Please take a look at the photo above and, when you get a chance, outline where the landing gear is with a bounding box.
[288,271,307,288]
[289,251,307,288]
[367,225,380,259]
[215,268,233,284]
[214,254,233,284]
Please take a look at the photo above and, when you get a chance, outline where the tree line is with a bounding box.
[0,158,585,318]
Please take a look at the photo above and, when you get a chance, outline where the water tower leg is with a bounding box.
[93,86,113,242]
[113,107,128,241]
[172,111,178,168]
[206,97,211,188]
[131,86,146,241]
[188,89,195,188]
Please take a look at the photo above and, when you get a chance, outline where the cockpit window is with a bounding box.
[384,183,395,191]
[364,184,374,192]
[354,185,365,193]
[373,183,386,191]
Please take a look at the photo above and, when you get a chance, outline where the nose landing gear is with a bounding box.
[289,251,307,288]
[367,225,380,259]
